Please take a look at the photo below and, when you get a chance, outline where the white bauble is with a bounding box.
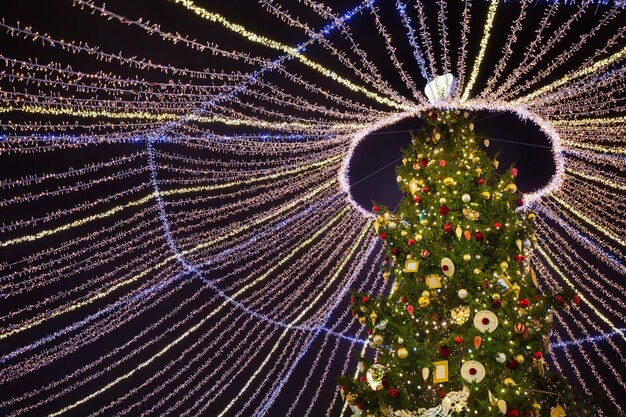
[458,289,468,299]
[462,194,471,203]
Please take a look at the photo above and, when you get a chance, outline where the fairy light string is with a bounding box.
[0,0,624,416]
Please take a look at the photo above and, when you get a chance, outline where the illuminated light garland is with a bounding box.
[0,0,624,415]
[460,0,498,101]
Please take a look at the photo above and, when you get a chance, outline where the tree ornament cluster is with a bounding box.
[339,111,581,417]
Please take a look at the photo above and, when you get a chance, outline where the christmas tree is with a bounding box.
[339,110,581,417]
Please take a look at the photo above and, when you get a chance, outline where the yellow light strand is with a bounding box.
[566,169,626,191]
[537,247,626,343]
[0,156,341,248]
[515,46,626,103]
[460,0,498,102]
[561,140,626,155]
[550,195,625,247]
[1,105,362,131]
[46,205,352,417]
[217,221,370,417]
[0,180,338,340]
[170,0,408,110]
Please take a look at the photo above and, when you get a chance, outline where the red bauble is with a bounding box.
[439,345,451,358]
[408,239,416,246]
[401,296,408,304]
[454,336,463,345]
[359,375,367,382]
[413,194,422,203]
[492,298,503,308]
[422,186,430,193]
[372,205,379,212]
[516,198,524,207]
[387,388,400,398]
[514,254,524,262]
[477,178,486,185]
[573,295,581,305]
[421,249,430,258]
[534,351,543,360]
[420,157,429,167]
[362,296,369,303]
[512,167,518,177]
[391,247,400,256]
[439,205,450,216]
[443,223,453,233]
[494,222,502,229]
[507,409,519,417]
[519,298,530,308]
[475,231,484,241]
[430,112,438,120]
[379,233,387,240]
[506,358,519,370]
[439,388,446,399]
[439,160,446,167]
[367,328,372,335]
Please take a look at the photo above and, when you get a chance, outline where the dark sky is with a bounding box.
[0,1,622,416]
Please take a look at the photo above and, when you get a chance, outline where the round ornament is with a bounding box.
[397,347,409,359]
[462,194,471,203]
[460,360,485,383]
[441,257,455,277]
[372,334,384,345]
[418,296,430,308]
[366,364,386,390]
[495,352,507,363]
[463,254,471,261]
[473,310,499,333]
[458,289,468,299]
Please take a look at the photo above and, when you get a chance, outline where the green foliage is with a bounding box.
[337,110,581,417]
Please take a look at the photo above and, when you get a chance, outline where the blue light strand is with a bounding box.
[395,0,430,82]
[550,328,626,348]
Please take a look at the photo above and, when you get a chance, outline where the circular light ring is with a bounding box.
[339,100,564,216]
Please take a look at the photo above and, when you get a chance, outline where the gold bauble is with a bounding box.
[507,183,518,193]
[532,401,541,411]
[443,177,455,186]
[418,296,430,308]
[415,234,423,241]
[401,230,408,237]
[528,213,536,221]
[397,347,409,359]
[358,316,367,325]
[463,254,471,261]
[481,191,491,200]
[515,354,525,364]
[372,334,384,345]
[504,378,516,387]
[500,261,509,271]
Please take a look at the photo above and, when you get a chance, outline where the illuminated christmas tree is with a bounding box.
[339,110,581,417]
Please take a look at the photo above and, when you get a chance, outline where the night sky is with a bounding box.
[0,1,623,416]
